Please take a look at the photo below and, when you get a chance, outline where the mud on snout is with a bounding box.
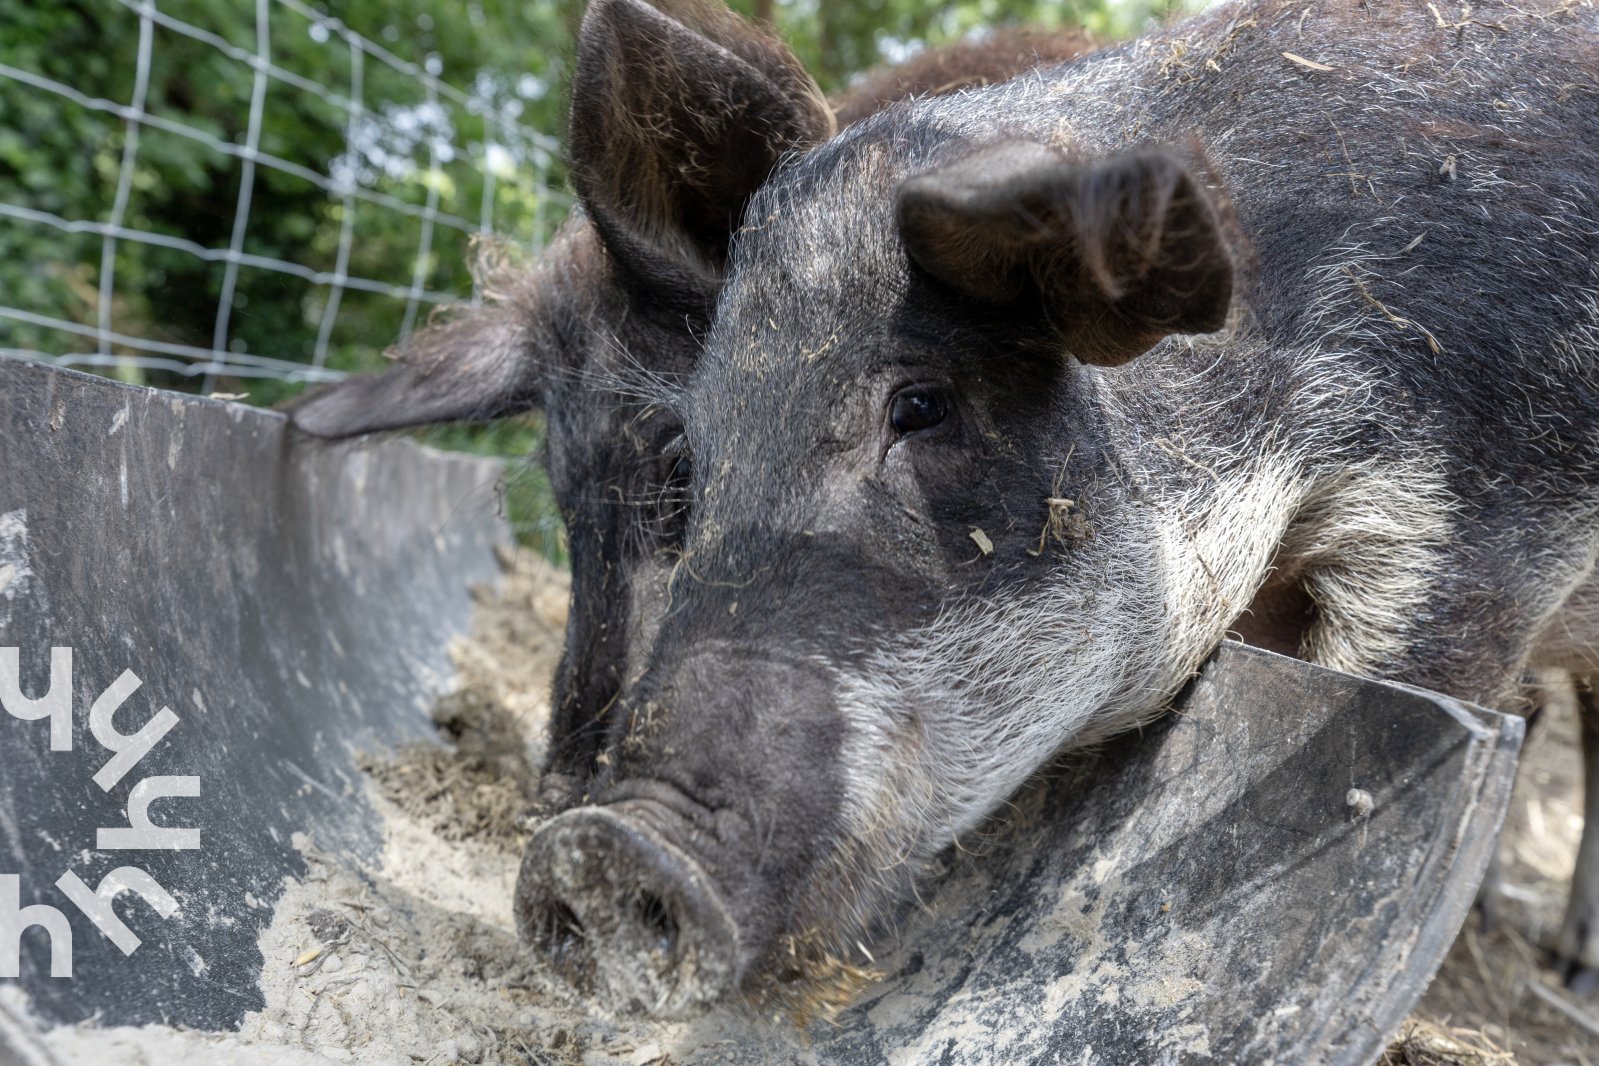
[513,651,870,1020]
[515,800,742,1017]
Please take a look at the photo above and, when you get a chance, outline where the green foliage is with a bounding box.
[415,416,567,564]
[0,0,577,398]
[733,0,1184,91]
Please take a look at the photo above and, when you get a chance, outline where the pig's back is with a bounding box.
[927,0,1599,482]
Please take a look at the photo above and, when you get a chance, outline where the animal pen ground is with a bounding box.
[1,0,1595,1063]
[8,551,1587,1064]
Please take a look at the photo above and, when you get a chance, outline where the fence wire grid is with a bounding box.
[0,0,567,388]
[1,0,572,555]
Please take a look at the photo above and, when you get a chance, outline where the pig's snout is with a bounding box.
[515,804,740,1016]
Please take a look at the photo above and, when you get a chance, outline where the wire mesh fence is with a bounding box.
[0,0,572,385]
[0,0,572,554]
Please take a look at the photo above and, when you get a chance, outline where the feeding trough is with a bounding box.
[0,360,1522,1064]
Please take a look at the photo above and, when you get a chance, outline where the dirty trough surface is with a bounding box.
[6,556,1535,1066]
[8,549,1544,1066]
[0,365,1547,1065]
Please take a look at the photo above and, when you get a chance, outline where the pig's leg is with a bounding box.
[1555,673,1599,992]
[1477,844,1506,932]
[1476,672,1557,931]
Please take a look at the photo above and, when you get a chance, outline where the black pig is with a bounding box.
[515,0,1599,1017]
[288,4,1098,805]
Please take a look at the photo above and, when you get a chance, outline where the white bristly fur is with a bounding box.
[831,439,1455,886]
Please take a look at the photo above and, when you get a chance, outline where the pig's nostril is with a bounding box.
[516,805,741,1016]
[635,890,678,963]
[524,897,595,992]
[542,900,587,968]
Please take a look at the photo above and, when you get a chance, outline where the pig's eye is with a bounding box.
[889,386,949,436]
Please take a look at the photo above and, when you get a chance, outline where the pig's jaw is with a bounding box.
[826,508,1177,892]
[824,450,1452,906]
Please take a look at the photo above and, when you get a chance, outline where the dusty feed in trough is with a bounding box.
[14,555,619,1066]
[0,363,1532,1064]
[18,555,1578,1066]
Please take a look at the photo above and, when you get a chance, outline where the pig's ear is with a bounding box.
[285,306,541,437]
[895,142,1235,366]
[569,0,835,308]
